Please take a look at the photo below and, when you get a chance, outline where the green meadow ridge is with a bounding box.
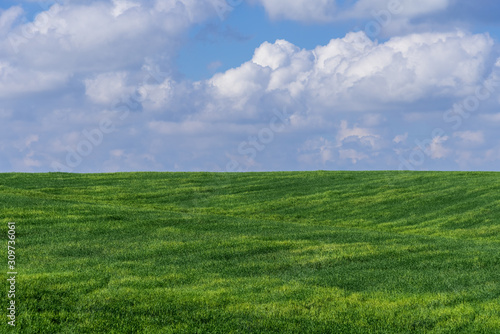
[1,171,500,333]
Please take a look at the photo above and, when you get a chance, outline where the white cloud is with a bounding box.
[453,131,485,145]
[1,0,227,79]
[139,78,173,111]
[206,31,494,113]
[111,0,140,18]
[0,61,69,98]
[209,62,271,109]
[253,39,301,71]
[53,29,500,171]
[429,136,450,159]
[336,120,380,149]
[85,72,131,105]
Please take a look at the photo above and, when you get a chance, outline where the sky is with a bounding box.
[1,0,500,173]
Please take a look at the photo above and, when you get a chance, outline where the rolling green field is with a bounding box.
[1,171,500,333]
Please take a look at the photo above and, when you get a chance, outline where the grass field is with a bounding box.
[1,171,500,333]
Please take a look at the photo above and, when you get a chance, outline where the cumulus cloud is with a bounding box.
[0,0,229,91]
[34,30,500,171]
[84,72,132,105]
[190,30,498,171]
[428,136,450,159]
[210,62,271,100]
[337,120,375,142]
[208,30,493,114]
[0,0,240,171]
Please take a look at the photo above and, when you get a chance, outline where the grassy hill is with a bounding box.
[1,171,500,333]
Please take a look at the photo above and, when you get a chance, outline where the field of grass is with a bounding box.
[1,171,500,333]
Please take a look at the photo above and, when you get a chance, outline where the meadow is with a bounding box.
[1,171,499,333]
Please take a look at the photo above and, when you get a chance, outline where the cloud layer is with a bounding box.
[1,0,500,172]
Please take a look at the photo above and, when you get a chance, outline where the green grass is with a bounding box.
[1,171,500,333]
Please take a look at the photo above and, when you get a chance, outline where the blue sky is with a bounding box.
[1,0,500,172]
